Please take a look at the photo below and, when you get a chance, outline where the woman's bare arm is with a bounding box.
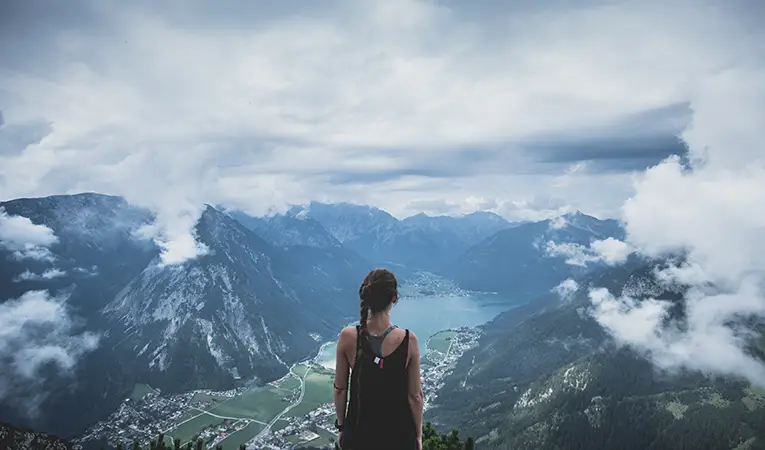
[333,327,354,426]
[407,332,424,439]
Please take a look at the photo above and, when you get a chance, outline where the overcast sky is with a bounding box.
[0,0,753,220]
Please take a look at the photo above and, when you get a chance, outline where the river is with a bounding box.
[316,293,517,369]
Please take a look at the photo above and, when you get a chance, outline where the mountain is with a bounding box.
[401,211,514,245]
[0,195,366,438]
[225,209,342,249]
[440,211,624,300]
[0,421,71,450]
[102,206,356,392]
[279,202,468,272]
[226,208,373,309]
[429,262,765,450]
[0,193,157,312]
[269,202,515,273]
[0,194,158,438]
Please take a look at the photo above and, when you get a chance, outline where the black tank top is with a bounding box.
[342,326,417,450]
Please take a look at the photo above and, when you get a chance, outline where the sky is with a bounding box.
[3,0,747,225]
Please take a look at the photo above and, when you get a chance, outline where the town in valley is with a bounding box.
[76,327,481,450]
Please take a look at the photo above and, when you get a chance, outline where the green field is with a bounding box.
[284,370,334,418]
[428,330,457,354]
[191,392,231,403]
[275,375,301,391]
[129,383,158,401]
[207,386,292,422]
[292,363,310,378]
[217,423,265,450]
[168,413,225,444]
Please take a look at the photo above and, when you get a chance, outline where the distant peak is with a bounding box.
[562,210,595,221]
[465,210,502,219]
[294,209,310,220]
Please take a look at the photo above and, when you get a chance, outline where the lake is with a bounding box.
[316,293,518,369]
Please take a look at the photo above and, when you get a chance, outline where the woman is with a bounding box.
[333,268,423,450]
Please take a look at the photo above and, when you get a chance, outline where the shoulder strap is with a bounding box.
[380,325,397,339]
[355,325,363,363]
[403,329,410,364]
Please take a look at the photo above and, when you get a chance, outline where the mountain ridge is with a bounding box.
[429,262,765,450]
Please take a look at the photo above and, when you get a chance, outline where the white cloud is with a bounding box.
[544,238,631,267]
[590,238,632,265]
[14,269,66,282]
[0,0,760,263]
[589,65,765,386]
[0,290,99,416]
[0,208,58,261]
[545,241,598,267]
[549,216,568,230]
[554,278,580,302]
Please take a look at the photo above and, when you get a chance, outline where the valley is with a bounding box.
[76,326,482,450]
[9,193,754,450]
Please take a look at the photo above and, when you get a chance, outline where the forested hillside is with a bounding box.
[430,262,765,450]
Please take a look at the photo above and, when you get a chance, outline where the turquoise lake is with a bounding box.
[317,293,518,369]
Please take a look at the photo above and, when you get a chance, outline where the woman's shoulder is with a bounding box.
[338,325,359,342]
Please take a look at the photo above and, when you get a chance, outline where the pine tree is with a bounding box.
[464,436,475,450]
[174,438,181,450]
[195,438,203,450]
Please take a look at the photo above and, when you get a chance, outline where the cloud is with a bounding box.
[0,0,760,263]
[13,269,66,282]
[590,238,633,265]
[548,216,568,230]
[553,278,580,302]
[544,238,632,267]
[0,114,53,156]
[498,196,574,222]
[0,208,58,260]
[0,290,99,416]
[588,64,765,386]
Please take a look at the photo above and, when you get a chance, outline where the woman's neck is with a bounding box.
[366,310,392,334]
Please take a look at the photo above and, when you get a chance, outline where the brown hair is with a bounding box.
[358,268,398,333]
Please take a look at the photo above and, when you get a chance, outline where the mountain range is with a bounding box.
[428,261,765,449]
[0,193,623,439]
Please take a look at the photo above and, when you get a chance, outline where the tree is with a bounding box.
[422,422,473,450]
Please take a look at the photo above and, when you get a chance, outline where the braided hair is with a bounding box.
[358,268,398,333]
